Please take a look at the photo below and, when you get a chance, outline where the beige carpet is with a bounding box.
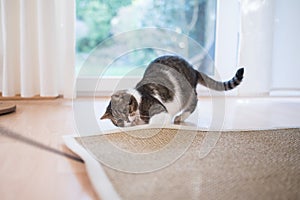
[64,127,300,200]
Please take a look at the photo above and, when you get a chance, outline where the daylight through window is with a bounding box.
[76,0,217,77]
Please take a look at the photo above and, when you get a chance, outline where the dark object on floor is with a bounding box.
[0,103,16,115]
[0,126,84,163]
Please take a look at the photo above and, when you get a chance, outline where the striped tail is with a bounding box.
[196,68,244,91]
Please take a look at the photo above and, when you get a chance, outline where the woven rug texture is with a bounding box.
[76,128,300,200]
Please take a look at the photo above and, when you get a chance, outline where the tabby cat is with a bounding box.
[101,55,244,127]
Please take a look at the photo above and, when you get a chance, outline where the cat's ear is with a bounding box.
[100,102,113,120]
[111,93,121,101]
[100,111,113,120]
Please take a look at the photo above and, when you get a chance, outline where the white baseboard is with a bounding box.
[270,90,300,97]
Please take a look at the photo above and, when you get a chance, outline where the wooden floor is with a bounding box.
[0,97,299,200]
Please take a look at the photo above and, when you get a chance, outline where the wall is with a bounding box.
[238,0,300,96]
[238,0,275,95]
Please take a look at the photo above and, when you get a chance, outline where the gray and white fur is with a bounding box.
[101,55,244,127]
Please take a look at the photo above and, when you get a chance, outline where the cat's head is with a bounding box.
[100,90,138,127]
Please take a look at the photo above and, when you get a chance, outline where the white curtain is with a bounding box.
[0,0,75,98]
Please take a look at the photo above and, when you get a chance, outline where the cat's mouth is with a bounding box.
[115,115,145,127]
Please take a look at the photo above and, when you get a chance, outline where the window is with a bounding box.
[75,0,239,96]
[76,0,216,74]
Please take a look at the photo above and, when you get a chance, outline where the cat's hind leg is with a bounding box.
[174,94,197,124]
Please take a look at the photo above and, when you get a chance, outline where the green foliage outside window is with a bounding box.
[76,0,131,52]
[76,0,216,76]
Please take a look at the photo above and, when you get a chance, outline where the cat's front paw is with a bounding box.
[174,116,182,124]
[130,118,146,126]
